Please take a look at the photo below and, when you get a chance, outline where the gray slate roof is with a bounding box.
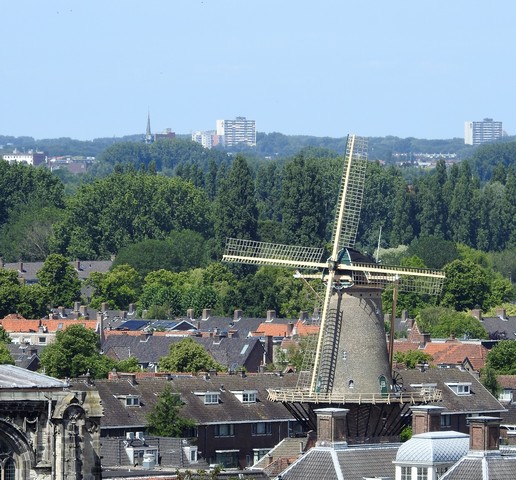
[91,372,298,429]
[102,335,265,371]
[280,444,399,480]
[0,364,68,389]
[399,368,506,414]
[396,431,469,464]
[441,452,516,480]
[481,316,516,339]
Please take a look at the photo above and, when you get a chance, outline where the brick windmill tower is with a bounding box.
[223,135,445,440]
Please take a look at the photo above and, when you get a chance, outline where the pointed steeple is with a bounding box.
[145,111,153,144]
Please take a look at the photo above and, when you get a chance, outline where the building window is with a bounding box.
[253,449,270,465]
[242,391,256,403]
[440,414,452,428]
[38,337,46,344]
[215,424,234,437]
[445,382,471,395]
[400,466,411,480]
[436,466,448,479]
[3,458,16,480]
[252,422,272,435]
[204,393,219,405]
[215,450,239,468]
[417,467,427,480]
[125,396,140,407]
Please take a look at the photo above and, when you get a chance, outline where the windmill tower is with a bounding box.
[223,135,445,439]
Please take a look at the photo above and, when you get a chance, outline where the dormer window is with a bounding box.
[125,396,140,406]
[232,390,257,403]
[445,382,471,395]
[193,391,220,404]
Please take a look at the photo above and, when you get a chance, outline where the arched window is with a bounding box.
[4,458,15,480]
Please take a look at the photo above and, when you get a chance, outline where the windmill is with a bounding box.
[223,135,445,437]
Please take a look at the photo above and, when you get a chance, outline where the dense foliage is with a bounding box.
[159,338,224,373]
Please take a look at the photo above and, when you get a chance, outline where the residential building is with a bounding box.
[216,116,256,148]
[464,118,503,145]
[2,149,46,166]
[154,127,176,141]
[93,371,303,469]
[191,130,219,149]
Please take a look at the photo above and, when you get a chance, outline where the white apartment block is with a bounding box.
[464,118,503,145]
[216,116,256,148]
[2,150,46,166]
[191,130,218,149]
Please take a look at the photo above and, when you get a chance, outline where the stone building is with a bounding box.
[0,365,102,480]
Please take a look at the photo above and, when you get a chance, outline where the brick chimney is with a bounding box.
[234,309,243,321]
[73,301,80,314]
[266,310,276,322]
[299,311,309,322]
[471,309,482,321]
[314,408,349,448]
[202,308,211,320]
[287,322,294,337]
[468,416,501,452]
[187,308,195,320]
[495,307,507,320]
[79,305,88,317]
[411,406,445,435]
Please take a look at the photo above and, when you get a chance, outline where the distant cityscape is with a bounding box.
[0,116,505,171]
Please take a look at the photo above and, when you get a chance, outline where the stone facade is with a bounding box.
[0,366,102,480]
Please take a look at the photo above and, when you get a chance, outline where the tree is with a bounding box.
[440,259,491,311]
[279,153,327,247]
[36,254,81,307]
[159,338,223,373]
[88,264,141,310]
[407,236,459,269]
[116,356,141,373]
[214,155,258,252]
[40,324,114,378]
[0,269,48,318]
[0,326,10,344]
[480,366,501,397]
[416,307,488,339]
[147,384,195,437]
[0,344,14,365]
[485,341,516,375]
[393,350,433,369]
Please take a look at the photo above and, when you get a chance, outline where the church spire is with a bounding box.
[145,111,153,144]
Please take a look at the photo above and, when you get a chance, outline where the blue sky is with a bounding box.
[1,1,514,140]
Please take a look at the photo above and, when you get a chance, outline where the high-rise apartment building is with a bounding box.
[191,130,219,149]
[216,116,256,148]
[464,118,503,145]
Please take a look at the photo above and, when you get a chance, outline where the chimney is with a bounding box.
[266,310,276,322]
[314,408,349,448]
[128,303,135,314]
[119,311,127,320]
[233,309,243,321]
[202,308,211,320]
[411,406,444,435]
[471,309,482,321]
[287,322,294,337]
[79,305,87,317]
[265,335,274,364]
[187,308,195,320]
[76,260,82,271]
[73,301,80,314]
[495,307,507,320]
[57,306,65,317]
[101,302,108,313]
[312,307,320,322]
[468,416,501,452]
[19,261,24,273]
[299,311,309,322]
[419,332,431,347]
[401,310,408,322]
